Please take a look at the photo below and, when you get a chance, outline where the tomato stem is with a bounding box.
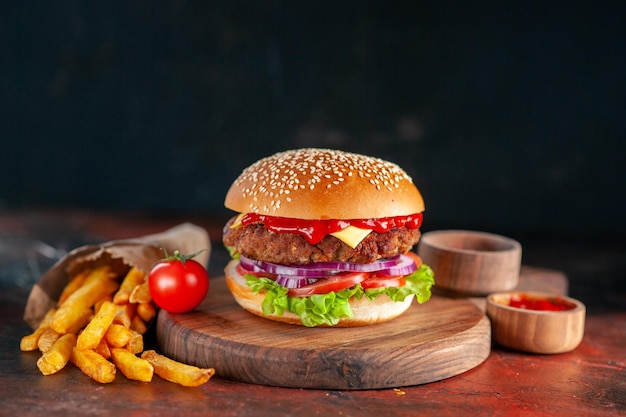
[160,249,206,265]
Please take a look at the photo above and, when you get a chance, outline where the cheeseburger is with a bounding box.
[222,148,434,327]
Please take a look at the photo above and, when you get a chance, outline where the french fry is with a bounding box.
[94,295,113,314]
[65,308,95,335]
[83,265,117,284]
[77,301,117,350]
[113,303,137,328]
[126,330,144,354]
[137,302,156,323]
[20,308,56,351]
[51,266,119,334]
[57,269,90,306]
[141,350,215,387]
[93,337,111,360]
[37,327,60,353]
[113,267,146,304]
[129,281,151,304]
[37,333,76,375]
[71,347,116,384]
[104,323,133,348]
[130,315,148,335]
[111,348,153,382]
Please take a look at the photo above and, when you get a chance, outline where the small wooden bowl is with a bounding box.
[417,230,522,295]
[486,292,586,354]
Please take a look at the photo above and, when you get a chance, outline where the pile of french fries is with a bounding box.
[21,264,215,387]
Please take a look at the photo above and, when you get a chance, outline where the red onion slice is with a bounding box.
[375,254,417,276]
[238,258,267,274]
[275,275,318,288]
[239,254,418,290]
[239,255,401,277]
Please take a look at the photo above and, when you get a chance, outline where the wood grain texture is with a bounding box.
[486,292,586,354]
[156,276,491,390]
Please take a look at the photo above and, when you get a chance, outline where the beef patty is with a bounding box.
[222,216,421,265]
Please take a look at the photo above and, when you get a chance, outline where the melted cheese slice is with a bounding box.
[330,226,372,249]
[229,213,246,229]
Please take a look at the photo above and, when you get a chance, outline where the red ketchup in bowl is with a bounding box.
[508,294,576,311]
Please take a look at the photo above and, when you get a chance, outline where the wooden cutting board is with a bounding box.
[156,276,491,390]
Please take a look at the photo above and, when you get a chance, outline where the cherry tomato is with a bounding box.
[288,271,367,297]
[361,274,406,289]
[148,250,209,313]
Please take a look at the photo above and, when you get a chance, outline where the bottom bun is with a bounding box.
[224,260,414,327]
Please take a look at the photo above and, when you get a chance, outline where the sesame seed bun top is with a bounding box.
[224,148,425,220]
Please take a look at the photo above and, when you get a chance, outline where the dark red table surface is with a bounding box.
[1,209,624,417]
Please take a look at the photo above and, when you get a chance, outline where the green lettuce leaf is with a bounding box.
[243,263,435,327]
[225,246,240,260]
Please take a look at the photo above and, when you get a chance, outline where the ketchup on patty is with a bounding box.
[240,213,423,245]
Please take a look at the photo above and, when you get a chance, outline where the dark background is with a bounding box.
[1,1,624,239]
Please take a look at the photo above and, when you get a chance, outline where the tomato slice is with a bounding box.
[288,272,368,297]
[361,274,406,289]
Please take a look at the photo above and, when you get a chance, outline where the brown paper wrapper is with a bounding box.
[23,222,210,329]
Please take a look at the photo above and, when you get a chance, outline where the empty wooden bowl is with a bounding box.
[417,230,522,295]
[486,291,586,354]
